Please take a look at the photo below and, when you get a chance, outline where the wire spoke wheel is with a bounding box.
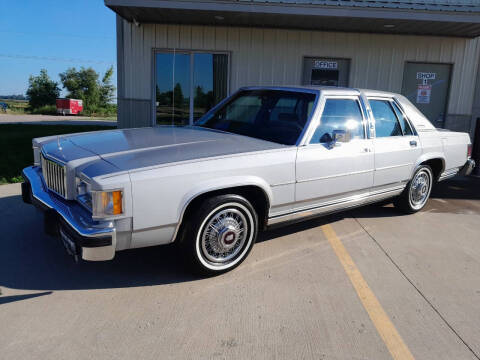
[409,168,432,210]
[194,200,256,272]
[201,208,248,263]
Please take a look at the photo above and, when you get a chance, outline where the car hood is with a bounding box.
[42,126,285,173]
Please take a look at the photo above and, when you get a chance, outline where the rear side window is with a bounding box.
[391,101,414,135]
[370,99,403,138]
[310,98,364,143]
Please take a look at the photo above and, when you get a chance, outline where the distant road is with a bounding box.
[0,114,117,127]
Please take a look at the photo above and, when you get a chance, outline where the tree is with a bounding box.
[26,69,60,109]
[59,66,115,112]
[99,66,115,106]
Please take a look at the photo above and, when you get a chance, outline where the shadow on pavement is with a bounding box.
[0,176,478,292]
[0,291,52,305]
[430,176,480,200]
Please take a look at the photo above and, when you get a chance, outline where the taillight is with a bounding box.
[467,144,472,158]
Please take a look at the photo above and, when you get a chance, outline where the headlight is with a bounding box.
[92,190,124,217]
[33,146,41,166]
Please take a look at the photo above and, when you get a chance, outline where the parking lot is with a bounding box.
[1,176,479,360]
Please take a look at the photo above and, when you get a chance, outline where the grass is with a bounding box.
[0,124,113,184]
[0,99,117,119]
[0,99,29,114]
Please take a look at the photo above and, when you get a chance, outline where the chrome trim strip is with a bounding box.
[267,185,405,226]
[132,223,177,233]
[375,163,412,171]
[438,168,460,181]
[296,169,373,183]
[270,181,296,187]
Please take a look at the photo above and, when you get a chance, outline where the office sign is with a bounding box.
[314,60,338,70]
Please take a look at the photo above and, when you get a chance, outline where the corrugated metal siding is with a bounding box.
[119,20,480,127]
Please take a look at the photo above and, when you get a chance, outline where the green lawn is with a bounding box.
[0,124,113,184]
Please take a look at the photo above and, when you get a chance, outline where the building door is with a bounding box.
[401,62,452,127]
[155,51,228,125]
[302,58,350,87]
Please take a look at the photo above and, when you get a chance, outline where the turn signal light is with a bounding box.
[468,144,472,158]
[93,190,124,218]
[112,190,123,215]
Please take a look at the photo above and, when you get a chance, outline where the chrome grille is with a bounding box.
[41,155,67,198]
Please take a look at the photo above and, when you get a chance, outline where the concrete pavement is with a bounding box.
[0,177,479,359]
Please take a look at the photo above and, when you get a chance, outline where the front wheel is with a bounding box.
[179,194,258,275]
[394,165,433,214]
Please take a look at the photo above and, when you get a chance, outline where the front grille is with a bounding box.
[41,154,67,198]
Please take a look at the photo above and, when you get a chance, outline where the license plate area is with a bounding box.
[59,227,79,261]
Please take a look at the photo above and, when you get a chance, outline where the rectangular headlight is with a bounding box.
[33,146,41,166]
[92,190,124,217]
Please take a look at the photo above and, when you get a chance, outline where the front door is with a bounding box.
[367,97,422,189]
[295,96,374,211]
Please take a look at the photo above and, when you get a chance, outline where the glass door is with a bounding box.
[155,52,191,125]
[155,51,228,125]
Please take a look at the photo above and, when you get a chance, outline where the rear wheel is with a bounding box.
[179,194,258,275]
[394,165,433,214]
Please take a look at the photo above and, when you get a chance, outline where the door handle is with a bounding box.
[410,140,417,147]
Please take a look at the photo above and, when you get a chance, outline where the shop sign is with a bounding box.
[416,72,436,81]
[416,84,432,104]
[314,60,338,70]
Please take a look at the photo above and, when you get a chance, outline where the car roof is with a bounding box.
[239,85,399,98]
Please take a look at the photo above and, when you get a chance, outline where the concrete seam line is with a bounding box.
[321,223,415,360]
[353,217,480,360]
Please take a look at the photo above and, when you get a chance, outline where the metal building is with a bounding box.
[105,0,480,143]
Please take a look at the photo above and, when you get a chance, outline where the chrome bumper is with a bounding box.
[459,158,475,176]
[22,166,116,261]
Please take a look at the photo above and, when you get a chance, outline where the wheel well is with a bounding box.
[176,186,270,241]
[420,158,444,181]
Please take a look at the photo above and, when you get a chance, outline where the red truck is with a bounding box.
[56,98,83,115]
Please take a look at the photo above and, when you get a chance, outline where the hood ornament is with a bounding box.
[57,136,62,151]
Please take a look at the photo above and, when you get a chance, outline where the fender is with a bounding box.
[411,152,445,179]
[171,176,273,242]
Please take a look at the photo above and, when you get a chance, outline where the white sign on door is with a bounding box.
[416,84,432,104]
[314,60,338,70]
[416,72,436,80]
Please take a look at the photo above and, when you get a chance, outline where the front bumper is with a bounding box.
[459,158,475,176]
[22,166,116,261]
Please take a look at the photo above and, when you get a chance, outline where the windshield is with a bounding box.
[195,89,317,145]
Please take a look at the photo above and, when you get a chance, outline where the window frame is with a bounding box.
[367,96,416,139]
[152,48,231,126]
[305,95,368,146]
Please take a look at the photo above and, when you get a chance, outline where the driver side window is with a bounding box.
[310,98,365,144]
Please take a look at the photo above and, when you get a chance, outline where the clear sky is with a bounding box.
[0,0,116,97]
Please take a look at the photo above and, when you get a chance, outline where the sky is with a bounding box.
[0,0,116,97]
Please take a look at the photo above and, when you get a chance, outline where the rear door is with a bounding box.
[368,97,421,189]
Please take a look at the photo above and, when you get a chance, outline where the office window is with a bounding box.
[155,51,228,125]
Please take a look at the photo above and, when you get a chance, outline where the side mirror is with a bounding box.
[327,129,351,148]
